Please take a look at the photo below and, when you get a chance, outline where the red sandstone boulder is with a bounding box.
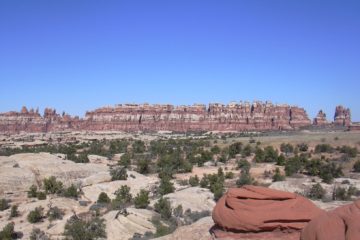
[301,199,360,240]
[211,185,324,239]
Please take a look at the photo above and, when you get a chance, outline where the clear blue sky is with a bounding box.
[0,0,359,120]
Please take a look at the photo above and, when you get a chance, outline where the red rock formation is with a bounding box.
[0,101,313,134]
[301,199,360,240]
[211,186,324,240]
[313,110,329,126]
[334,105,351,126]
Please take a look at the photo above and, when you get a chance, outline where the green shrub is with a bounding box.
[228,142,242,158]
[10,205,19,219]
[210,145,221,154]
[189,175,200,186]
[28,185,38,198]
[37,191,47,200]
[242,144,252,157]
[315,144,333,153]
[154,197,172,220]
[27,207,44,223]
[47,206,64,221]
[236,159,250,171]
[173,204,183,218]
[136,156,150,174]
[114,185,132,204]
[30,228,50,240]
[276,154,286,166]
[119,153,131,167]
[339,145,357,158]
[132,140,146,153]
[0,222,16,240]
[334,185,358,201]
[158,176,175,196]
[97,192,111,204]
[183,209,211,224]
[64,216,106,240]
[319,162,343,184]
[272,168,285,182]
[308,183,326,200]
[212,182,225,201]
[0,199,9,211]
[134,189,150,209]
[199,176,209,188]
[225,171,234,179]
[43,176,63,194]
[63,184,79,199]
[280,143,294,155]
[236,170,253,187]
[110,167,128,181]
[297,143,309,152]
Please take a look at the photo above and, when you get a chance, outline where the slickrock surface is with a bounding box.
[81,171,159,202]
[154,216,214,240]
[104,208,157,240]
[151,187,216,212]
[301,199,360,240]
[0,153,108,195]
[211,185,324,239]
[0,101,314,133]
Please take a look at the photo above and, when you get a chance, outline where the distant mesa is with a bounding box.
[0,101,353,134]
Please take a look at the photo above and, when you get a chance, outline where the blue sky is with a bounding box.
[0,0,359,120]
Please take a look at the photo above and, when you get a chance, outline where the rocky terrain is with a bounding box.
[0,102,353,134]
[0,130,359,239]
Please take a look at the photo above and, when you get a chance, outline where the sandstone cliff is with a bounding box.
[334,105,351,126]
[0,102,350,134]
[313,110,329,126]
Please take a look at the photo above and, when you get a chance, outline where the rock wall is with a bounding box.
[0,101,343,134]
[313,110,329,126]
[334,105,351,126]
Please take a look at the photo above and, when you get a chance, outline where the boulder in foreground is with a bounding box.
[211,185,324,239]
[301,199,360,240]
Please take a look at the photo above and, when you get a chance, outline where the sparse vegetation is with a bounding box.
[188,175,200,186]
[158,176,175,196]
[134,189,150,209]
[0,222,17,240]
[97,192,111,204]
[272,167,285,182]
[307,183,326,200]
[110,166,128,181]
[43,176,63,194]
[10,205,19,219]
[154,197,172,220]
[47,206,64,221]
[27,207,44,223]
[30,228,50,240]
[0,198,10,211]
[64,216,106,240]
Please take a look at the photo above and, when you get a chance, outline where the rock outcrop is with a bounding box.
[0,101,312,133]
[301,199,360,240]
[313,110,329,126]
[334,105,351,126]
[211,185,324,240]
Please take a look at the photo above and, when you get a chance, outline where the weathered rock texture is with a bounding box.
[313,110,329,126]
[0,102,313,133]
[211,185,324,240]
[301,199,360,240]
[334,105,351,126]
